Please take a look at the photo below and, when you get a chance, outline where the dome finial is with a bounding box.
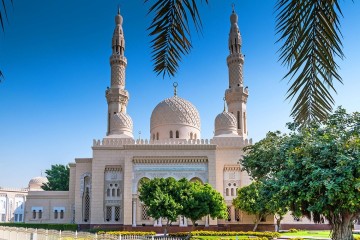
[117,5,120,15]
[173,82,178,96]
[232,3,235,13]
[223,97,226,112]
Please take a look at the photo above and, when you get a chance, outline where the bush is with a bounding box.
[288,228,298,233]
[169,230,280,239]
[291,238,304,240]
[97,231,156,236]
[354,236,360,240]
[0,223,77,231]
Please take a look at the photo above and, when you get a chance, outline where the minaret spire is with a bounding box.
[225,7,249,139]
[105,8,132,137]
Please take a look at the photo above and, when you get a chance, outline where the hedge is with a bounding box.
[169,230,280,239]
[0,223,77,231]
[98,231,156,236]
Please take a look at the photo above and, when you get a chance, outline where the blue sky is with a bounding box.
[0,1,359,188]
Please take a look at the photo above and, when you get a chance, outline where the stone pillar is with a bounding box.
[132,198,137,227]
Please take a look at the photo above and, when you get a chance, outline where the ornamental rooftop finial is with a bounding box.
[173,82,178,96]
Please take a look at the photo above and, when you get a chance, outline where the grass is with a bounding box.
[281,230,331,238]
[192,237,256,240]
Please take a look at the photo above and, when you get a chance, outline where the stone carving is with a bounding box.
[150,96,201,131]
[80,172,91,197]
[111,65,125,87]
[215,111,237,132]
[228,63,243,86]
[110,112,133,133]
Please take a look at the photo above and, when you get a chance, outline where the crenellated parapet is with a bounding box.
[93,137,252,148]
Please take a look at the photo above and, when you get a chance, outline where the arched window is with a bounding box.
[237,111,240,129]
[170,131,173,138]
[54,210,58,219]
[231,188,234,196]
[190,177,203,184]
[32,210,36,219]
[38,210,42,219]
[60,210,64,219]
[190,132,193,139]
[156,132,159,140]
[112,188,115,197]
[176,131,179,138]
[117,188,120,197]
[152,134,155,140]
[194,133,197,140]
[107,189,110,197]
[226,188,229,196]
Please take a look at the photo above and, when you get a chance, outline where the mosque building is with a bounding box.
[19,8,330,230]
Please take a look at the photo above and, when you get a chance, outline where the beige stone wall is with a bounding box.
[74,158,92,224]
[24,191,70,223]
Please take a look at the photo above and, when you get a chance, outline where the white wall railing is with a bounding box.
[0,226,182,240]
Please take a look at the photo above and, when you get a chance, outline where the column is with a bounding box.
[132,198,137,227]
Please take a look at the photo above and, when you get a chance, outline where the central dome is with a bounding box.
[150,96,201,140]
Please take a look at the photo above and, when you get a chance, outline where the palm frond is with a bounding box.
[145,0,208,78]
[0,0,12,32]
[276,0,344,124]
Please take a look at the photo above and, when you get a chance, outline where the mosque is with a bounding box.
[9,8,331,230]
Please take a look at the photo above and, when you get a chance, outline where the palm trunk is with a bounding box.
[164,219,169,236]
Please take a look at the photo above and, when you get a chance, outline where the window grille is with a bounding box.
[227,206,231,221]
[54,210,58,219]
[142,205,150,220]
[60,210,64,219]
[38,210,42,219]
[84,189,90,222]
[115,206,120,222]
[32,210,36,219]
[106,206,112,222]
[235,208,240,222]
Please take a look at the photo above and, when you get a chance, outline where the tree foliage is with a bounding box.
[138,177,182,235]
[179,179,227,228]
[42,164,70,191]
[276,0,345,124]
[242,107,360,240]
[138,177,227,235]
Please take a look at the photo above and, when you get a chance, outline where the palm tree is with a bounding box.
[145,0,346,124]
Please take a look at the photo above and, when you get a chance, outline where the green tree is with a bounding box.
[233,182,272,231]
[241,131,287,181]
[179,179,227,233]
[138,177,182,235]
[274,107,360,240]
[42,164,69,191]
[242,107,360,239]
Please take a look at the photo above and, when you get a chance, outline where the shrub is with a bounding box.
[169,230,280,239]
[97,231,156,236]
[0,223,77,231]
[354,236,360,240]
[288,228,298,233]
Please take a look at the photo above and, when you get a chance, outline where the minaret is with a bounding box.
[105,8,133,138]
[225,7,249,138]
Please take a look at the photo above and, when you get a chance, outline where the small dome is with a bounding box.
[214,111,237,136]
[28,177,48,191]
[109,112,133,138]
[230,12,238,24]
[150,96,201,140]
